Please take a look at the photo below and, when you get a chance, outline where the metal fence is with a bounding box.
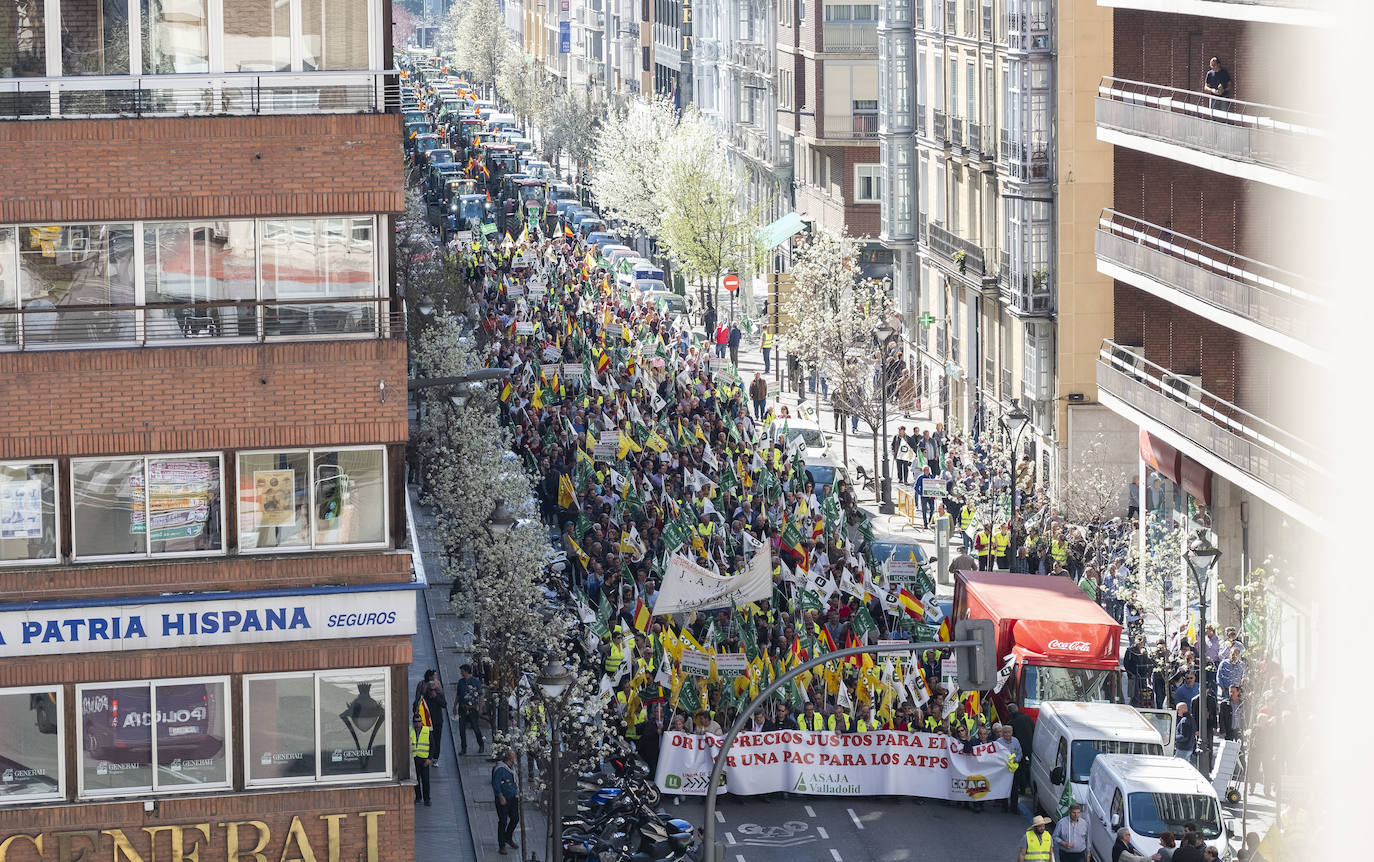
[1095,76,1324,179]
[1096,340,1320,507]
[0,70,401,120]
[0,297,403,351]
[1095,208,1320,345]
[821,22,879,52]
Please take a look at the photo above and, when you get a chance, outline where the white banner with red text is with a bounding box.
[654,729,1014,800]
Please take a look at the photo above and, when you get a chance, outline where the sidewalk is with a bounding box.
[409,486,550,862]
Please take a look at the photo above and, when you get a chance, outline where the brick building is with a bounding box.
[0,1,415,857]
[1094,1,1327,679]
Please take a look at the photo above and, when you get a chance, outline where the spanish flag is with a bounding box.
[632,598,652,633]
[595,351,610,374]
[896,587,925,620]
[499,380,513,402]
[564,223,574,238]
[818,627,838,653]
[937,618,952,642]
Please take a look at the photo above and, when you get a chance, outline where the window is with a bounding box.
[780,0,791,26]
[143,221,257,340]
[77,677,230,798]
[237,446,387,552]
[854,164,882,202]
[61,0,132,75]
[16,223,136,346]
[142,0,209,74]
[0,0,48,77]
[71,454,224,561]
[245,669,391,785]
[0,687,64,803]
[0,460,59,565]
[1071,740,1162,784]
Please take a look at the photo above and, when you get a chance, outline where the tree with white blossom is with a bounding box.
[589,96,678,239]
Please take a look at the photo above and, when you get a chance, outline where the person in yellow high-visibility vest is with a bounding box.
[1018,816,1054,862]
[974,525,994,571]
[761,329,774,373]
[1050,533,1069,569]
[960,503,977,552]
[993,524,1012,570]
[798,702,827,732]
[410,713,433,806]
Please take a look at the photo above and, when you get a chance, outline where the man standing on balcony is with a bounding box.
[1203,57,1232,116]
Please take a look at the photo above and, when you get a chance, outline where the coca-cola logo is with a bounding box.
[1048,640,1093,652]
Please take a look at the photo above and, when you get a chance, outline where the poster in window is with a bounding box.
[0,479,43,540]
[254,470,296,528]
[133,459,214,540]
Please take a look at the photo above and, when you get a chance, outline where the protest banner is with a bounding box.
[680,649,714,678]
[655,730,1012,800]
[653,549,772,615]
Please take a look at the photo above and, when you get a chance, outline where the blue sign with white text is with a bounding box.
[559,21,571,54]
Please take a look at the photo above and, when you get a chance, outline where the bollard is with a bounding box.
[935,515,951,586]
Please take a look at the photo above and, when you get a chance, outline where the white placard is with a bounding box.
[0,587,418,658]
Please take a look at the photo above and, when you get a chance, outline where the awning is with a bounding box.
[759,212,807,249]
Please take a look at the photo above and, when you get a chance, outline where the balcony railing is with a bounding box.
[928,222,986,278]
[0,70,401,120]
[916,103,927,136]
[945,0,957,32]
[852,113,880,138]
[950,116,964,147]
[0,297,402,352]
[967,123,982,156]
[933,109,947,141]
[822,21,879,52]
[1096,76,1324,180]
[999,250,1053,316]
[1095,208,1321,346]
[1097,339,1321,507]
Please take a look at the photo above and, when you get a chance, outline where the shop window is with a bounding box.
[71,454,224,561]
[0,687,64,803]
[76,677,230,798]
[245,668,391,785]
[237,447,387,552]
[0,460,59,565]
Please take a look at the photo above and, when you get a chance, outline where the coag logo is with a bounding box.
[664,774,682,789]
[953,774,991,799]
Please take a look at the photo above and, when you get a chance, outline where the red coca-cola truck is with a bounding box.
[953,570,1123,721]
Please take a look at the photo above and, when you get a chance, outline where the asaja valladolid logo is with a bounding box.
[952,774,991,799]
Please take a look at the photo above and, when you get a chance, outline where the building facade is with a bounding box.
[1093,0,1327,680]
[778,0,883,258]
[0,0,414,854]
[879,0,1117,498]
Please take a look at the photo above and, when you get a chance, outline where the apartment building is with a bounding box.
[0,1,415,855]
[693,0,792,232]
[778,0,884,259]
[879,0,1117,496]
[1094,0,1327,679]
[652,0,694,101]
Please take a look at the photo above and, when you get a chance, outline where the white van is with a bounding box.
[1086,754,1231,862]
[1030,702,1166,817]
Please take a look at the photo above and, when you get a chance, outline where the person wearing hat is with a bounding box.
[1019,816,1054,862]
[410,712,433,806]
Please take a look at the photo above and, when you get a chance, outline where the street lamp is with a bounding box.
[535,662,575,862]
[1185,531,1222,776]
[875,321,895,515]
[1000,399,1031,524]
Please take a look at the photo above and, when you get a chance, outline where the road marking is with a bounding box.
[816,827,829,840]
[847,808,864,830]
[831,850,843,862]
[716,810,726,823]
[725,833,736,846]
[805,805,817,818]
[737,855,747,862]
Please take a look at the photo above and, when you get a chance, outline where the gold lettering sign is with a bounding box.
[0,813,384,862]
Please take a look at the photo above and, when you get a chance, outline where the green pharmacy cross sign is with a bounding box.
[918,312,936,329]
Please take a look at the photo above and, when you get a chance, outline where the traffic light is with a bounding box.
[954,618,997,692]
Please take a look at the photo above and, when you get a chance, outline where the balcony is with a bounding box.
[933,109,947,142]
[916,103,927,136]
[1005,10,1052,53]
[822,22,879,53]
[927,223,986,279]
[1096,77,1326,196]
[1095,0,1327,28]
[1097,339,1321,514]
[0,297,402,352]
[999,251,1053,317]
[1095,209,1323,362]
[950,117,964,148]
[999,128,1051,181]
[0,71,401,120]
[967,123,983,156]
[852,113,880,138]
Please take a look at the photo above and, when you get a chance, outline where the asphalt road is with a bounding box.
[671,793,1033,862]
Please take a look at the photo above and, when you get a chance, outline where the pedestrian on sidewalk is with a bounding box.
[453,664,486,754]
[914,466,935,528]
[749,373,768,421]
[703,302,717,340]
[417,678,448,767]
[410,713,433,806]
[728,322,742,366]
[892,426,916,484]
[492,749,521,855]
[1053,804,1089,862]
[761,328,773,373]
[714,323,729,358]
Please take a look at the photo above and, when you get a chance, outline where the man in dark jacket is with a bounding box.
[727,323,742,366]
[702,302,717,338]
[1007,701,1035,803]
